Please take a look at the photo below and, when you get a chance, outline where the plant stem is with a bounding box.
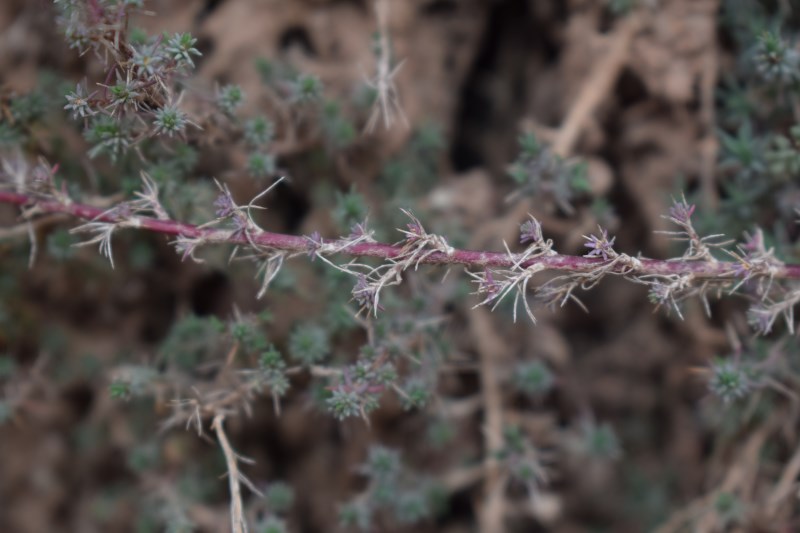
[3,190,800,279]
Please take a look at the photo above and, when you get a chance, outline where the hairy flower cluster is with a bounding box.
[396,209,455,266]
[583,227,617,261]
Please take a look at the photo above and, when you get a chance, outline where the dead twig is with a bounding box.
[212,414,249,533]
[552,12,642,157]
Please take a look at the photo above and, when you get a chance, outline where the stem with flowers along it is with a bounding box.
[2,181,799,332]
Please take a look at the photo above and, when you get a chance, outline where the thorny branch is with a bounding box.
[2,174,800,329]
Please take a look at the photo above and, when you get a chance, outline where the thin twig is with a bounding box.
[212,414,248,533]
[2,191,799,280]
[552,12,642,157]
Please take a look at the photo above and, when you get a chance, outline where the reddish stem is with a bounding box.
[2,190,800,280]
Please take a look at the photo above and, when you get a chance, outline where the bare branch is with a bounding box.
[212,414,249,533]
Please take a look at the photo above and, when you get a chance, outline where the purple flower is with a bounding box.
[349,220,370,240]
[731,261,749,277]
[305,231,324,260]
[352,274,382,312]
[519,219,543,245]
[112,202,133,220]
[669,198,695,224]
[214,192,236,218]
[648,282,671,305]
[405,221,424,242]
[741,229,764,253]
[230,214,249,240]
[479,269,502,300]
[583,229,616,261]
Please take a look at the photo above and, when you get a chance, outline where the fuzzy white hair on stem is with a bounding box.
[213,414,264,533]
[71,217,118,268]
[130,171,170,220]
[255,252,285,299]
[397,209,454,269]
